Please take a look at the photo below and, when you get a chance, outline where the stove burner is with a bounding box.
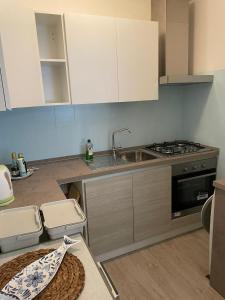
[146,140,205,156]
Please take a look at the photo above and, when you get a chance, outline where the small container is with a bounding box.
[17,157,27,177]
[40,199,87,240]
[11,152,20,177]
[0,205,43,253]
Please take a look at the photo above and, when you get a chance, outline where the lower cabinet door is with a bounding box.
[133,166,171,242]
[85,174,133,256]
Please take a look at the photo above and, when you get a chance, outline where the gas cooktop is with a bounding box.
[145,140,206,156]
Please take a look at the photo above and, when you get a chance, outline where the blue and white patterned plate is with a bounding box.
[0,236,80,300]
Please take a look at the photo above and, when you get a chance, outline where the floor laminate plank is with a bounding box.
[104,230,223,300]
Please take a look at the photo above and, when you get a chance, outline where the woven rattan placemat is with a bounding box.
[0,249,85,300]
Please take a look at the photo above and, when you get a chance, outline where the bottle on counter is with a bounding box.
[17,153,28,177]
[18,153,24,159]
[85,139,94,162]
[11,152,20,177]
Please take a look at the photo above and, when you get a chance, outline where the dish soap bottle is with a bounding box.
[85,139,94,161]
[11,152,20,177]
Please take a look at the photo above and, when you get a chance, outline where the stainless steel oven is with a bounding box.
[172,158,217,218]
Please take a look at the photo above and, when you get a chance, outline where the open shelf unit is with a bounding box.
[35,13,70,105]
[40,61,69,104]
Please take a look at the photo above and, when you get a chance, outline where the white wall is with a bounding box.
[189,0,225,73]
[30,0,151,20]
[184,0,225,179]
[184,70,225,179]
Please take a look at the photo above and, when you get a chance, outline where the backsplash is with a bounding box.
[183,69,225,178]
[1,72,224,179]
[0,86,184,164]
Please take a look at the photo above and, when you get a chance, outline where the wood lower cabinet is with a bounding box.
[84,174,133,256]
[171,212,201,230]
[84,165,201,258]
[133,166,171,242]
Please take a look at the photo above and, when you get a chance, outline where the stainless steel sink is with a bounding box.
[86,149,157,170]
[86,154,127,170]
[118,150,157,163]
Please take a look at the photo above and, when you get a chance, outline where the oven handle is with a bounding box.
[177,172,216,183]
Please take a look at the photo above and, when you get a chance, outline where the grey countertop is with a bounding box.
[3,145,219,210]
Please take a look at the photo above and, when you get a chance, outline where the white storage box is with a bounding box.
[0,205,43,253]
[40,199,87,240]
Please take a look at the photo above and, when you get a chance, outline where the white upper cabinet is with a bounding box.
[0,2,158,107]
[64,14,118,104]
[65,14,158,104]
[0,38,6,111]
[0,0,44,108]
[0,69,6,111]
[116,19,158,102]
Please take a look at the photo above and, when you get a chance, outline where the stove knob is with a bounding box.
[183,167,188,172]
[201,163,206,169]
[192,166,197,170]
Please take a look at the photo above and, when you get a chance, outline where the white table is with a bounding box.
[0,234,117,299]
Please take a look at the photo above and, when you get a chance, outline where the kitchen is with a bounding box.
[0,0,225,299]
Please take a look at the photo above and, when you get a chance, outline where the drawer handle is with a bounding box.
[97,262,119,299]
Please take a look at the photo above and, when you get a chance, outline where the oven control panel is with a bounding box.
[172,157,217,176]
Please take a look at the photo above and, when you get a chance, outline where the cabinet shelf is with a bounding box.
[41,61,69,104]
[35,13,65,59]
[35,12,70,105]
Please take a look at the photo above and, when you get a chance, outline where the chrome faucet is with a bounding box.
[112,128,132,160]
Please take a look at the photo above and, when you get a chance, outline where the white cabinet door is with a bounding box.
[0,38,6,111]
[64,14,118,104]
[0,0,44,108]
[0,69,6,111]
[116,19,158,102]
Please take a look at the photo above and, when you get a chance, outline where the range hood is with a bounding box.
[151,0,214,85]
[160,74,214,85]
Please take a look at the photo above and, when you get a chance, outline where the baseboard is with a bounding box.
[96,223,202,262]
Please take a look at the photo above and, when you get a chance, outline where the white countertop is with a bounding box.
[0,234,114,300]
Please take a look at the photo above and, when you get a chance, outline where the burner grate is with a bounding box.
[146,140,205,156]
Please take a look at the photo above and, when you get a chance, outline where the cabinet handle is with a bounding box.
[177,172,216,183]
[97,262,119,299]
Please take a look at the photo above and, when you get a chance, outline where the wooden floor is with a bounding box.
[104,230,223,300]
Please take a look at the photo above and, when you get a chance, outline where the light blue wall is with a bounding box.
[1,73,224,178]
[0,86,184,164]
[183,70,225,178]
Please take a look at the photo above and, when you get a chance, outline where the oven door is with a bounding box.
[172,170,216,218]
